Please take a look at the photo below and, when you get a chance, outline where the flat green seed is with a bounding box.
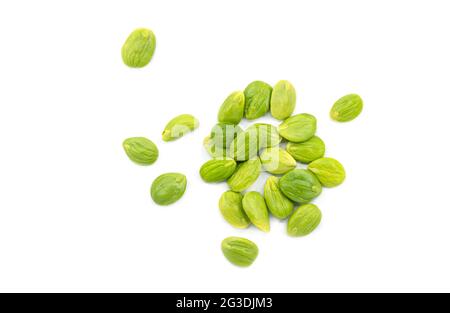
[270,80,296,120]
[308,157,346,187]
[229,124,281,161]
[278,113,317,143]
[199,158,237,183]
[210,123,243,150]
[219,191,250,229]
[227,158,261,192]
[162,114,199,142]
[286,136,326,164]
[246,123,282,150]
[264,176,294,219]
[260,147,297,175]
[244,81,272,120]
[330,94,363,122]
[150,173,187,205]
[203,136,229,159]
[218,91,245,125]
[121,28,156,68]
[221,237,259,267]
[228,129,258,161]
[123,137,159,165]
[242,192,270,232]
[287,204,322,237]
[279,169,322,203]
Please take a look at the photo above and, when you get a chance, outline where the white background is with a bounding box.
[1,0,450,293]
